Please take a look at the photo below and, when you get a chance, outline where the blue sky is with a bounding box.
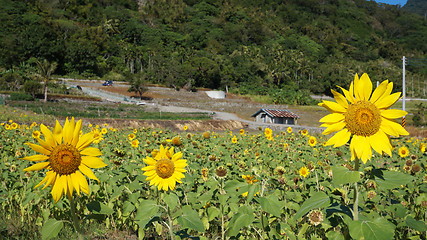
[374,0,408,6]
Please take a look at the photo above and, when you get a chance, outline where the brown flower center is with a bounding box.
[345,100,381,137]
[49,144,81,175]
[155,158,175,179]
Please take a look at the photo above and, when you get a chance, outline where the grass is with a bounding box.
[5,101,211,122]
[0,105,56,124]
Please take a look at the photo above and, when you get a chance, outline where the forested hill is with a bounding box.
[403,0,427,17]
[1,0,426,100]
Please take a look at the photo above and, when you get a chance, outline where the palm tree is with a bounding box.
[35,59,57,102]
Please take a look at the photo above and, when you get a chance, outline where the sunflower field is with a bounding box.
[0,119,426,240]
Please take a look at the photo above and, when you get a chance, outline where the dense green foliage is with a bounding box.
[403,0,427,17]
[0,0,426,99]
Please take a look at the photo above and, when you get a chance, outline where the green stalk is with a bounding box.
[315,170,320,192]
[70,197,84,240]
[221,206,225,240]
[353,158,360,221]
[166,205,175,240]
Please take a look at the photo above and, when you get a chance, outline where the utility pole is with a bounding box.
[402,56,406,128]
[402,56,406,112]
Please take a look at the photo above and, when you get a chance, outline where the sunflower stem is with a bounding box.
[315,170,320,192]
[166,205,175,240]
[353,158,360,221]
[70,197,84,240]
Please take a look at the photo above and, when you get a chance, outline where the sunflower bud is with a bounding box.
[215,166,227,178]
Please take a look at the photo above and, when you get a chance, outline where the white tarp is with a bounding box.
[205,91,226,99]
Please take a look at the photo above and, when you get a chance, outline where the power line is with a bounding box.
[406,58,427,67]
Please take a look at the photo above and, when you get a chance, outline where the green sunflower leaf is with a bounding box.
[41,219,63,240]
[135,200,159,221]
[332,166,360,186]
[293,192,330,221]
[373,169,415,190]
[177,205,205,232]
[348,217,395,240]
[258,195,285,217]
[405,216,427,232]
[86,201,114,215]
[227,205,255,237]
[135,200,160,229]
[163,192,179,212]
[123,201,135,217]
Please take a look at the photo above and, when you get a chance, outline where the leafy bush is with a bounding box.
[412,103,426,126]
[22,80,42,98]
[271,86,318,105]
[0,72,24,91]
[9,92,34,101]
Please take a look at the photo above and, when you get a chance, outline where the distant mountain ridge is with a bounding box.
[403,0,427,17]
[0,0,426,98]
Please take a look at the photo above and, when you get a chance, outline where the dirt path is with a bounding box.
[63,79,325,132]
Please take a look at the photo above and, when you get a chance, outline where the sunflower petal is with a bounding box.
[353,73,362,101]
[325,129,351,147]
[34,174,50,189]
[81,156,107,169]
[143,157,157,166]
[70,173,80,196]
[358,73,373,101]
[63,118,74,144]
[142,166,155,171]
[26,142,51,155]
[375,92,401,109]
[36,137,53,151]
[42,171,57,190]
[352,135,363,160]
[67,175,74,199]
[338,86,355,104]
[162,182,169,191]
[76,171,89,195]
[375,81,394,104]
[52,120,63,145]
[76,132,95,151]
[320,100,347,113]
[350,136,357,161]
[51,175,66,203]
[79,164,99,183]
[322,121,346,135]
[370,80,389,103]
[40,124,57,148]
[169,178,176,190]
[72,119,82,146]
[381,118,409,137]
[369,130,392,156]
[360,137,372,164]
[172,152,183,162]
[381,109,407,119]
[319,113,345,123]
[21,155,49,161]
[23,161,49,172]
[80,147,102,157]
[349,80,355,99]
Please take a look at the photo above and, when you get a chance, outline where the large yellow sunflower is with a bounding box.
[22,118,107,203]
[319,73,408,163]
[141,145,187,191]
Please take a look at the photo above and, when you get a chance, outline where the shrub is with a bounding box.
[22,80,42,98]
[9,92,34,101]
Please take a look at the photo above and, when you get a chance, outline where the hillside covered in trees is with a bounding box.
[1,0,426,103]
[403,0,427,17]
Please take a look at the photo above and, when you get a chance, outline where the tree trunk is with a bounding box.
[44,83,48,103]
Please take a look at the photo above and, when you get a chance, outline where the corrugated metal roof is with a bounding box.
[251,109,299,118]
